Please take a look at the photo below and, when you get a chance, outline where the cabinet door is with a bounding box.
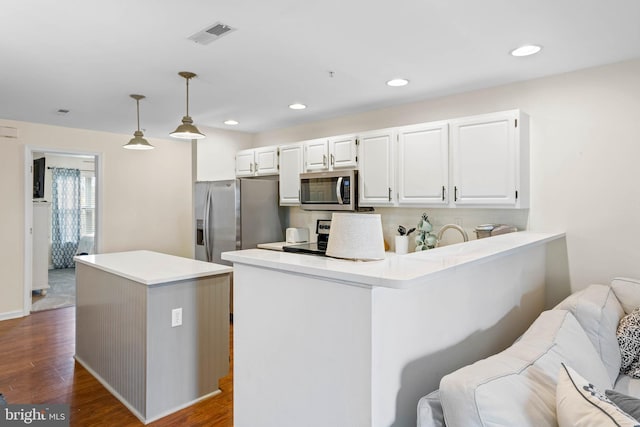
[358,129,395,206]
[397,122,449,205]
[329,135,358,169]
[279,144,303,205]
[304,139,329,171]
[255,146,279,176]
[236,149,255,177]
[451,111,518,206]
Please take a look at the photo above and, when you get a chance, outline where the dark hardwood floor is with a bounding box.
[0,307,233,426]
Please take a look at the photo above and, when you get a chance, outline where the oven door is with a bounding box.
[300,170,355,211]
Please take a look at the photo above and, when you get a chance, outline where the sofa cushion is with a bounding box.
[556,363,639,427]
[439,310,612,427]
[614,374,640,396]
[417,390,445,427]
[555,284,624,384]
[611,277,640,315]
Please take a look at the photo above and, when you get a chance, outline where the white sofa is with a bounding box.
[418,277,640,427]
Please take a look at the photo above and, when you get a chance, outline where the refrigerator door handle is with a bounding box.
[203,187,212,262]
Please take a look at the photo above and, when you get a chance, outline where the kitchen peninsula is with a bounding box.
[74,250,232,424]
[222,231,565,427]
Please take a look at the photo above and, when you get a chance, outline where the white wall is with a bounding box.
[0,120,193,318]
[255,58,640,293]
[196,126,254,181]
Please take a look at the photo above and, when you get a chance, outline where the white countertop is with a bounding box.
[256,241,289,251]
[75,250,233,285]
[222,231,565,289]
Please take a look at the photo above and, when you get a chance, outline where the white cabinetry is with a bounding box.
[450,110,529,208]
[32,202,51,293]
[304,135,357,172]
[235,146,279,177]
[278,143,304,206]
[358,129,395,207]
[397,122,449,206]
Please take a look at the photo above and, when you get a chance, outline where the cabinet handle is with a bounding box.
[323,154,327,167]
[330,154,335,166]
[454,186,458,202]
[250,163,254,173]
[442,186,445,201]
[388,187,392,202]
[255,162,259,172]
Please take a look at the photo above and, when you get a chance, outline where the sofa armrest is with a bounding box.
[417,389,446,427]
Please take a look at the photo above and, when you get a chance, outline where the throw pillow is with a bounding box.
[617,307,640,378]
[556,363,640,427]
[606,390,640,421]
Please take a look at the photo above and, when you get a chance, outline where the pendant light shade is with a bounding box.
[170,71,205,140]
[123,94,154,150]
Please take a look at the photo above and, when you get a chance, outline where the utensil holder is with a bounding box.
[395,235,409,255]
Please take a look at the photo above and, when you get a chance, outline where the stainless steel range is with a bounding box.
[283,219,331,255]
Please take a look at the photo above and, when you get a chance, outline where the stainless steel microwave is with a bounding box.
[300,170,358,211]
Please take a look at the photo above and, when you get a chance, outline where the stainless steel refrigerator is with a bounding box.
[195,179,287,265]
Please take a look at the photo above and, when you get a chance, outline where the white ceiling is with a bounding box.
[1,0,639,139]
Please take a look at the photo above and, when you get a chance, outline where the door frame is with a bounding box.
[23,145,103,315]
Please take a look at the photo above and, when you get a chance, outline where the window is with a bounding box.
[80,172,95,236]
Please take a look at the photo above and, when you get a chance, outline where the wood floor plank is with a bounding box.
[0,307,233,426]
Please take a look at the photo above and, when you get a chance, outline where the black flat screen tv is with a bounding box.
[33,157,45,199]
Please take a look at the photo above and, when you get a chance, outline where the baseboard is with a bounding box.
[74,355,221,424]
[0,310,26,322]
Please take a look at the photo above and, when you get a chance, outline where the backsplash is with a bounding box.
[287,207,529,251]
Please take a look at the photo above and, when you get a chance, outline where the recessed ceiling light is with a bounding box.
[289,103,307,110]
[224,119,239,125]
[386,78,409,87]
[510,45,542,57]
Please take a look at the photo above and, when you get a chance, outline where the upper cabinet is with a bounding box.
[233,109,529,209]
[235,146,279,177]
[450,110,529,208]
[304,135,357,172]
[278,143,304,206]
[397,121,449,206]
[358,128,395,207]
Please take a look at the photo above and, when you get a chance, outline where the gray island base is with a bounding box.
[74,250,232,424]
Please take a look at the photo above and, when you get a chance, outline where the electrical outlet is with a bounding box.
[454,217,463,227]
[171,308,182,327]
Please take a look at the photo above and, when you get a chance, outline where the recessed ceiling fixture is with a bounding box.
[224,119,239,126]
[123,94,154,150]
[170,71,205,140]
[289,103,307,110]
[510,45,542,57]
[386,78,409,87]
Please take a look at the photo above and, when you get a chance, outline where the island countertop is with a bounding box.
[75,250,232,285]
[222,231,565,289]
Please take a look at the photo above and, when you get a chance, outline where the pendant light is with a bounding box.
[123,94,154,150]
[170,71,205,139]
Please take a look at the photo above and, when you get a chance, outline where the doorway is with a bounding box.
[24,147,102,314]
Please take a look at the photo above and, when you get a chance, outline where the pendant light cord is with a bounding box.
[185,77,190,117]
[136,99,141,131]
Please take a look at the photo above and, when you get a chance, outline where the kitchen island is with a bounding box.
[222,231,565,427]
[74,250,232,424]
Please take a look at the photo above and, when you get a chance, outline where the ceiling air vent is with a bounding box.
[188,22,236,45]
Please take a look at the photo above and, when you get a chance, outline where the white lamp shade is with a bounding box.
[326,213,386,261]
